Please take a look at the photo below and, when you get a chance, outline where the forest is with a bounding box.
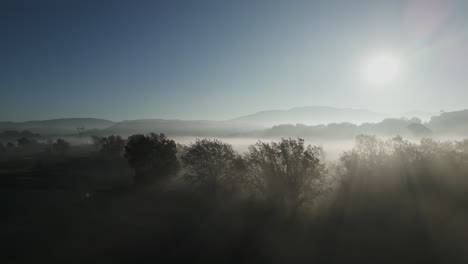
[3,132,468,263]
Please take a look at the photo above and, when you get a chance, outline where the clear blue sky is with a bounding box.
[2,0,468,121]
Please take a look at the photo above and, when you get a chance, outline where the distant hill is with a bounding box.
[0,118,114,135]
[230,106,387,127]
[2,108,468,139]
[100,119,256,137]
[257,118,432,139]
[99,106,387,137]
[401,110,437,122]
[428,110,468,136]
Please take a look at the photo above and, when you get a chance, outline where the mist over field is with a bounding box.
[3,0,468,263]
[3,112,468,263]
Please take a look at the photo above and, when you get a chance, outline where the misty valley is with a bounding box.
[3,110,468,263]
[4,0,468,263]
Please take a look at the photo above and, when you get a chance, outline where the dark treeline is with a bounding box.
[3,133,468,263]
[0,130,40,139]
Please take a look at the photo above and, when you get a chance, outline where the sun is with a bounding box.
[363,54,401,85]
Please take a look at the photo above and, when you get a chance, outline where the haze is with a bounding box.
[5,1,468,264]
[2,0,468,122]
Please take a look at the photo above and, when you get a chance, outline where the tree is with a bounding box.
[182,139,240,194]
[100,135,125,157]
[339,135,391,181]
[390,136,421,163]
[17,137,34,148]
[124,133,179,186]
[52,138,70,154]
[244,138,327,217]
[91,135,105,150]
[353,134,388,159]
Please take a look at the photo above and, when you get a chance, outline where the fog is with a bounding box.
[3,132,468,263]
[3,0,468,263]
[171,136,354,162]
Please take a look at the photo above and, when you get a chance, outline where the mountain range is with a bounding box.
[229,106,388,127]
[1,106,467,139]
[0,118,114,135]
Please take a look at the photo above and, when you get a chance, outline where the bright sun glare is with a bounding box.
[363,54,401,85]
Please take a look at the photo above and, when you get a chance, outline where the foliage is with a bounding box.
[243,138,327,216]
[17,137,35,148]
[339,134,468,191]
[0,130,40,139]
[124,133,179,186]
[91,135,104,150]
[7,133,468,263]
[182,139,240,194]
[100,135,125,157]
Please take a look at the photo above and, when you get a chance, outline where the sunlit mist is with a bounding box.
[363,53,402,85]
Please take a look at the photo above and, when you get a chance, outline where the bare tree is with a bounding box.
[244,138,327,217]
[100,135,125,158]
[91,135,104,150]
[182,139,240,194]
[17,137,36,148]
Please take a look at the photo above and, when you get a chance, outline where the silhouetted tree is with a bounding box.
[91,135,105,150]
[338,135,468,188]
[52,138,70,154]
[176,143,188,161]
[339,135,392,184]
[6,142,15,149]
[0,130,39,140]
[390,136,421,163]
[100,135,125,157]
[455,139,468,153]
[354,134,388,158]
[17,137,34,148]
[244,138,327,217]
[124,133,179,186]
[182,139,239,194]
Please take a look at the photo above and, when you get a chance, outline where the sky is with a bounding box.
[1,0,468,121]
